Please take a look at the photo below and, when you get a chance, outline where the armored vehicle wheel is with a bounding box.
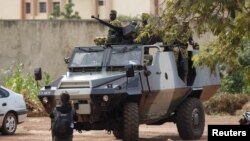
[113,128,123,139]
[123,103,139,141]
[176,98,205,140]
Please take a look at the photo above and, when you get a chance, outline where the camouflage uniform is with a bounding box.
[167,21,198,84]
[106,10,122,44]
[173,22,199,60]
[135,13,150,54]
[94,37,106,45]
[135,13,150,42]
[135,13,162,45]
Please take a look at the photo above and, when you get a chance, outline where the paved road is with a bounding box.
[0,115,240,141]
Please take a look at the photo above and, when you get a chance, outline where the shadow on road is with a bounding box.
[140,135,180,141]
[140,135,208,141]
[0,132,32,136]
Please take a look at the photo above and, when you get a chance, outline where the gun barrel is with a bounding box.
[91,15,122,32]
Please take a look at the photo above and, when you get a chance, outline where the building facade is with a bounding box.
[0,0,163,20]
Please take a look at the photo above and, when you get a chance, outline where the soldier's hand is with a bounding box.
[192,42,199,50]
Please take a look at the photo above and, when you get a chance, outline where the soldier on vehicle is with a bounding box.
[164,20,199,84]
[106,10,122,44]
[134,13,151,54]
[141,13,150,28]
[135,13,163,46]
[50,93,75,141]
[135,13,150,42]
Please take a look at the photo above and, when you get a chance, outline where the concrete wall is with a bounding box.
[0,20,214,81]
[0,20,107,80]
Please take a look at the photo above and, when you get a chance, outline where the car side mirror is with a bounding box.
[126,65,134,77]
[64,57,70,64]
[34,67,42,81]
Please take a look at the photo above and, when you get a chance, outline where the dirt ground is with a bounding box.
[0,115,240,141]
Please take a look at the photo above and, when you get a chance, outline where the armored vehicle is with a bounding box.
[35,44,220,141]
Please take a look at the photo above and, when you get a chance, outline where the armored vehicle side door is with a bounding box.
[140,46,189,123]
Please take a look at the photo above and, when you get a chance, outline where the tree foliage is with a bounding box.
[162,0,250,93]
[135,0,250,93]
[50,0,81,20]
[50,5,61,19]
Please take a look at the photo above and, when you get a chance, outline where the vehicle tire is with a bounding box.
[176,98,205,140]
[113,128,123,139]
[123,103,139,141]
[0,112,17,135]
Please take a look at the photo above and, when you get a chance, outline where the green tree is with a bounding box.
[50,0,81,20]
[162,0,250,93]
[136,0,250,93]
[61,0,81,19]
[221,70,245,93]
[50,5,60,19]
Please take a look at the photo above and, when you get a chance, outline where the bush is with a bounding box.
[236,101,250,115]
[221,71,244,93]
[3,64,51,116]
[220,46,250,94]
[204,93,250,115]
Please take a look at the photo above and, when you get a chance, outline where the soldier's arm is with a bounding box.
[188,36,194,45]
[188,37,199,50]
[49,109,54,119]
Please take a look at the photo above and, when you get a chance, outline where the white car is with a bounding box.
[0,85,27,135]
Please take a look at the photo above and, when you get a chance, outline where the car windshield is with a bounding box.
[70,51,104,67]
[109,47,142,66]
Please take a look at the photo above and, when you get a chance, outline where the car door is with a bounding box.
[0,87,10,124]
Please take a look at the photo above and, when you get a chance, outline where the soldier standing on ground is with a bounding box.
[106,10,122,44]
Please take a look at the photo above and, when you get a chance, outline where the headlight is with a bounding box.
[42,97,48,103]
[103,95,109,102]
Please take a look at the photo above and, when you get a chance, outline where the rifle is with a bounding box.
[91,15,123,35]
